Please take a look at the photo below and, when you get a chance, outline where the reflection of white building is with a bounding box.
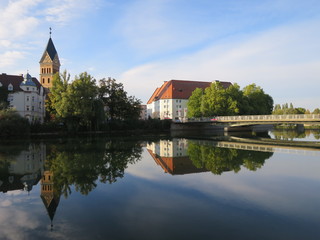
[0,73,46,123]
[147,80,232,120]
[147,139,207,175]
[0,143,46,192]
[147,139,188,158]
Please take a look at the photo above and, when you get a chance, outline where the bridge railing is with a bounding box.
[216,114,320,122]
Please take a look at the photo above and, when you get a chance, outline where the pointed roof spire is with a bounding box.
[40,35,58,62]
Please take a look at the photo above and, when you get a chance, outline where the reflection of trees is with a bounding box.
[46,138,142,198]
[272,130,306,140]
[188,142,273,175]
[272,129,320,141]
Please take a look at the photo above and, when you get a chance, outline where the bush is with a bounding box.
[0,110,30,136]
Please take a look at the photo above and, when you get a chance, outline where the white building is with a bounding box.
[0,73,46,123]
[147,80,232,120]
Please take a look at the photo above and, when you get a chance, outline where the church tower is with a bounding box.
[40,170,61,230]
[39,29,60,88]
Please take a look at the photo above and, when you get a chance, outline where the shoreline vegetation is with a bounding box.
[1,71,319,137]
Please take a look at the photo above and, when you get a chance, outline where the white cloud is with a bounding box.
[119,18,320,109]
[44,0,103,25]
[0,51,26,68]
[0,0,41,39]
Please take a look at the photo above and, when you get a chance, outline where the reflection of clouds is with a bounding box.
[0,207,40,240]
[0,199,12,207]
[0,189,43,240]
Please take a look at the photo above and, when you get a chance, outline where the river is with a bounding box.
[0,130,319,240]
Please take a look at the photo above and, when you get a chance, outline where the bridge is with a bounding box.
[172,114,320,132]
[189,137,320,156]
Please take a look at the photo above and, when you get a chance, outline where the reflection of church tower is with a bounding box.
[39,29,60,89]
[40,170,60,229]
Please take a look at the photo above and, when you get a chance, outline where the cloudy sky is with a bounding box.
[0,0,319,109]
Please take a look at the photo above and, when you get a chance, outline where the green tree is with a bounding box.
[0,109,30,136]
[98,78,141,120]
[47,71,100,131]
[242,84,273,115]
[67,72,98,129]
[47,71,70,121]
[187,88,204,118]
[313,108,320,114]
[201,81,239,116]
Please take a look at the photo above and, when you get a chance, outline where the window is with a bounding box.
[42,78,45,84]
[8,84,13,91]
[27,87,29,91]
[32,106,34,111]
[48,78,50,84]
[26,106,29,111]
[32,96,34,102]
[26,96,29,101]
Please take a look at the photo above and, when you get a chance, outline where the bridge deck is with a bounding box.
[216,114,320,122]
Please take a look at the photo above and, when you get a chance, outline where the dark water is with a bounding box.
[0,131,320,240]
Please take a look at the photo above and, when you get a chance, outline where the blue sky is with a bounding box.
[0,0,319,109]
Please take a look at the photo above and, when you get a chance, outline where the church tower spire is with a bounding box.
[39,28,60,88]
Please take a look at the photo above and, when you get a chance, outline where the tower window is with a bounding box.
[48,78,50,84]
[42,78,45,84]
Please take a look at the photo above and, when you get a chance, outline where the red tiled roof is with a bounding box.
[0,73,41,92]
[147,80,232,103]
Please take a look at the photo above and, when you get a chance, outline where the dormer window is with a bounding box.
[8,84,13,91]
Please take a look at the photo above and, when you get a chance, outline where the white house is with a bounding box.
[147,80,232,120]
[0,73,46,123]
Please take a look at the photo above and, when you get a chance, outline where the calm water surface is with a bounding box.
[0,131,320,240]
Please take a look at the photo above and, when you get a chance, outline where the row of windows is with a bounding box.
[26,96,35,101]
[42,185,53,191]
[43,175,52,181]
[41,68,52,74]
[26,105,43,111]
[163,99,182,103]
[42,78,50,84]
[164,105,182,108]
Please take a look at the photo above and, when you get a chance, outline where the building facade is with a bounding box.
[147,80,232,120]
[0,73,46,123]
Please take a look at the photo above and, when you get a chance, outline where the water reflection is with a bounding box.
[0,138,143,229]
[46,138,143,197]
[147,139,273,175]
[147,139,208,175]
[0,142,45,193]
[0,133,319,239]
[272,129,320,140]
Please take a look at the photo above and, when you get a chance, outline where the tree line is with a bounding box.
[187,82,274,118]
[273,103,320,115]
[46,71,142,131]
